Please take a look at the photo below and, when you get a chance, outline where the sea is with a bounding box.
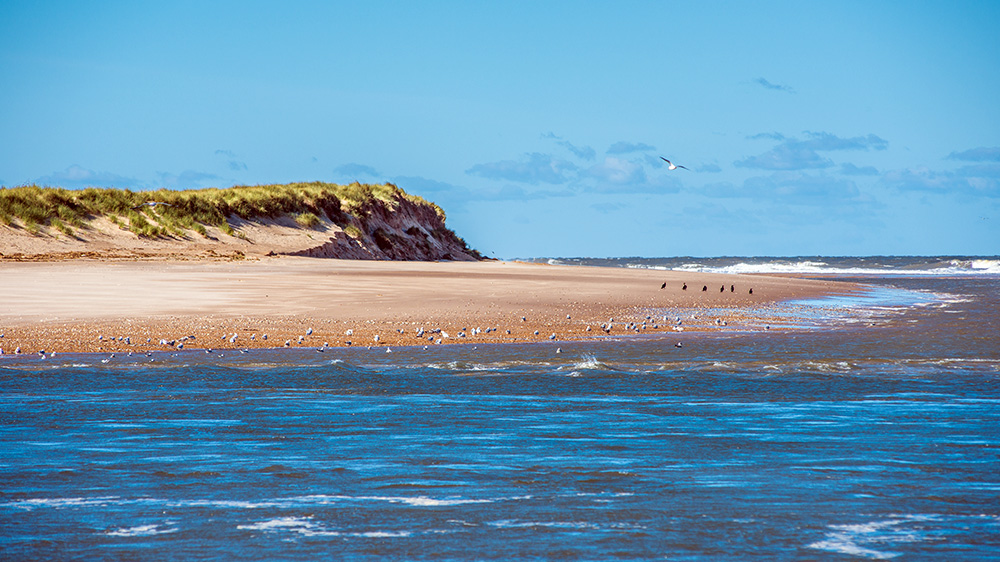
[2,256,998,561]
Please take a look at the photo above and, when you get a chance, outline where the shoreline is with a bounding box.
[0,257,860,356]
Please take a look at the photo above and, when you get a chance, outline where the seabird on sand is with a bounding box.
[660,157,689,171]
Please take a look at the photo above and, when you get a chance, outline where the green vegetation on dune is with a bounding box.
[0,182,447,240]
[0,181,482,260]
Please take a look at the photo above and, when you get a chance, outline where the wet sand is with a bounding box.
[0,258,858,355]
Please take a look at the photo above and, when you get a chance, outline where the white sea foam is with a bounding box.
[238,516,341,537]
[364,495,494,507]
[178,499,285,509]
[237,516,413,538]
[807,516,931,559]
[489,519,603,530]
[808,537,899,559]
[675,260,834,275]
[486,518,647,532]
[354,530,413,537]
[106,522,177,537]
[428,359,546,373]
[558,354,609,371]
[238,516,316,532]
[6,496,121,510]
[294,494,494,507]
[627,258,1000,276]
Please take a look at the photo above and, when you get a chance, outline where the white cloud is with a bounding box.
[747,132,786,141]
[883,163,1000,198]
[395,174,572,212]
[735,132,888,170]
[800,131,888,151]
[607,141,656,155]
[734,144,834,170]
[35,165,144,189]
[947,147,1000,162]
[542,133,596,161]
[840,163,879,176]
[587,156,647,185]
[754,77,795,93]
[466,152,578,185]
[705,171,860,203]
[335,163,381,179]
[215,149,248,172]
[156,170,221,189]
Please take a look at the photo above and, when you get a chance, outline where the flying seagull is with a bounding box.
[660,157,689,171]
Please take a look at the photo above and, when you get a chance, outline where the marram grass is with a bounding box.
[0,182,445,239]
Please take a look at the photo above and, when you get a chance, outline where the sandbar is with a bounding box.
[0,257,858,355]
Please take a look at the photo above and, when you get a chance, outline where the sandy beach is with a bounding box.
[0,257,858,355]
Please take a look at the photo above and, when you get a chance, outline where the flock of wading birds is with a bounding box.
[0,279,759,359]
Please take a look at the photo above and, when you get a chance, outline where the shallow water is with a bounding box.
[2,274,998,560]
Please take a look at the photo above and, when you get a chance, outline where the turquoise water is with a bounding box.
[2,274,998,560]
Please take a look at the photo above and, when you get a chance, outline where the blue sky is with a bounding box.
[2,1,998,258]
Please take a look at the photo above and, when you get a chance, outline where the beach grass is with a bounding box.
[0,182,445,239]
[293,212,321,228]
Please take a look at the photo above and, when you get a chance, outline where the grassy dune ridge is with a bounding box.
[0,181,480,260]
[1,182,436,235]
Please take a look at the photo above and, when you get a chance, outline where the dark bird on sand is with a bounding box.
[661,282,666,289]
[682,283,687,290]
[702,285,708,292]
[660,157,689,171]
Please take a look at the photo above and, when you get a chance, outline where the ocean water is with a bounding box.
[2,257,999,560]
[536,255,1000,277]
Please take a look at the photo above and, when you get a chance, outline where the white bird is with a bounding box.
[660,157,689,171]
[132,201,173,210]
